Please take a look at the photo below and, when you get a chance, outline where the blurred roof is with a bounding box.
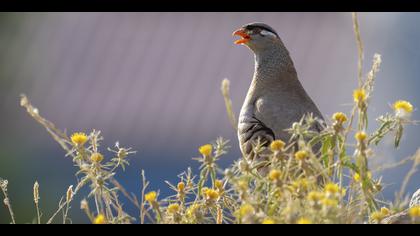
[0,13,356,149]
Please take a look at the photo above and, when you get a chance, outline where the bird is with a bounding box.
[232,22,324,160]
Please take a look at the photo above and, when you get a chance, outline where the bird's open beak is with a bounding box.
[232,29,251,45]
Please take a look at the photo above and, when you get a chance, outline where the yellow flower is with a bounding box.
[90,153,104,163]
[332,112,348,124]
[215,180,223,190]
[292,178,310,191]
[353,89,367,103]
[272,189,283,199]
[355,131,367,142]
[285,184,295,193]
[321,198,338,207]
[268,169,282,182]
[270,140,285,152]
[177,182,185,192]
[307,191,324,203]
[71,132,88,146]
[353,172,372,182]
[297,217,312,224]
[370,211,385,222]
[237,180,248,191]
[199,144,212,157]
[238,204,255,218]
[201,187,209,195]
[167,203,180,214]
[145,191,157,203]
[353,173,360,182]
[204,188,219,201]
[394,100,414,119]
[186,203,201,218]
[294,150,309,161]
[94,214,106,224]
[324,183,340,195]
[394,100,413,113]
[380,207,390,216]
[262,218,276,224]
[409,206,420,218]
[323,182,345,200]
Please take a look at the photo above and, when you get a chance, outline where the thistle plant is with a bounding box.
[16,95,137,224]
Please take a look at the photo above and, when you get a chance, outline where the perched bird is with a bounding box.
[232,22,324,159]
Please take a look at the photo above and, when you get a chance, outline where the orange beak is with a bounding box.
[232,29,251,45]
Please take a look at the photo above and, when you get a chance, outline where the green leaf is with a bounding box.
[342,158,358,172]
[394,124,404,148]
[321,136,332,167]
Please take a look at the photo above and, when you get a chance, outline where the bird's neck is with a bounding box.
[252,43,295,87]
[254,45,283,66]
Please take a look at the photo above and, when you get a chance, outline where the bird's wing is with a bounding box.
[313,118,324,133]
[238,108,275,157]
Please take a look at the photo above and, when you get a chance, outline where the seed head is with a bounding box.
[66,185,74,203]
[167,203,180,215]
[332,112,348,124]
[33,181,40,204]
[90,153,104,163]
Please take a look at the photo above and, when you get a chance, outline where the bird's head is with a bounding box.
[232,22,280,52]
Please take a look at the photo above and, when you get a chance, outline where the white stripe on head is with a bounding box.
[260,30,277,38]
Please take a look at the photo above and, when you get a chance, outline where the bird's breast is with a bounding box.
[254,96,295,136]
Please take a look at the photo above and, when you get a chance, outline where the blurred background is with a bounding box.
[0,12,419,223]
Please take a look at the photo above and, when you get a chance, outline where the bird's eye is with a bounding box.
[260,30,277,38]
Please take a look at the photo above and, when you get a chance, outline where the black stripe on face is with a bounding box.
[244,23,279,38]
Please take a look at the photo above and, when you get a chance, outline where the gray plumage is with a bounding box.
[234,22,324,158]
[410,188,420,208]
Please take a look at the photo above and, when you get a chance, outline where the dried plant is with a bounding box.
[1,13,419,224]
